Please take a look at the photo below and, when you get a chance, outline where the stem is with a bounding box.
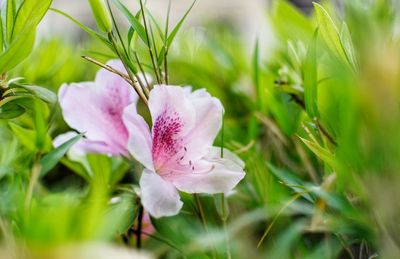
[106,1,149,98]
[83,55,148,105]
[25,158,41,211]
[164,48,169,84]
[163,0,171,84]
[194,194,207,232]
[133,52,151,91]
[194,194,217,259]
[221,194,231,259]
[313,118,337,146]
[136,204,144,249]
[139,0,161,84]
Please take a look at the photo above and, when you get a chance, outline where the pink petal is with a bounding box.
[140,169,183,218]
[181,90,224,162]
[59,60,137,156]
[53,131,116,157]
[148,85,196,170]
[170,147,245,194]
[123,103,154,170]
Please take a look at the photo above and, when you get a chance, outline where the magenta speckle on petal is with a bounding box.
[152,110,184,169]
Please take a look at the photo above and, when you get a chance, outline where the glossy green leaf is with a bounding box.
[11,0,52,40]
[0,30,35,74]
[0,102,25,119]
[16,84,57,104]
[112,0,148,46]
[88,0,112,33]
[5,0,16,43]
[40,133,83,177]
[166,0,196,47]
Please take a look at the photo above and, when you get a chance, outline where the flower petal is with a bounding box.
[171,147,245,194]
[140,169,183,218]
[53,131,116,158]
[148,85,196,170]
[182,90,224,161]
[123,103,154,170]
[59,60,137,156]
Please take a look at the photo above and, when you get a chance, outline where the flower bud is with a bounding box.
[88,0,113,33]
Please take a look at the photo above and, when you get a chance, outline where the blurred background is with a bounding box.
[3,0,400,258]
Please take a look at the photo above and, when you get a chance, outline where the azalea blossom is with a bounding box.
[58,60,137,156]
[123,85,245,218]
[58,61,245,218]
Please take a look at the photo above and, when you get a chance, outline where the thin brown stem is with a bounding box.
[83,55,148,105]
[108,33,149,103]
[313,118,337,146]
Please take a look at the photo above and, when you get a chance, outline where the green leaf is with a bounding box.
[102,192,137,235]
[303,29,318,118]
[157,45,166,67]
[11,0,52,40]
[271,1,313,41]
[5,0,16,43]
[87,154,111,185]
[50,8,112,49]
[299,136,337,169]
[60,158,91,182]
[109,159,129,185]
[88,0,112,33]
[268,163,315,203]
[40,133,83,177]
[166,0,196,47]
[146,9,165,41]
[16,84,57,104]
[34,100,47,151]
[8,122,36,150]
[0,17,4,52]
[0,102,25,119]
[340,22,358,70]
[0,93,33,107]
[112,0,148,46]
[0,29,35,74]
[313,3,347,62]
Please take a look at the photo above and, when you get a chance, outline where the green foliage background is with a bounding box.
[1,0,400,258]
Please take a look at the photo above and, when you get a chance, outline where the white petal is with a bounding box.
[140,169,183,218]
[182,92,224,162]
[171,148,245,194]
[205,147,245,168]
[122,103,154,170]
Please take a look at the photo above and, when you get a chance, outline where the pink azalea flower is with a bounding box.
[123,85,245,218]
[58,60,137,156]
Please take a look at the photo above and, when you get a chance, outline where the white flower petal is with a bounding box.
[140,169,183,218]
[123,103,154,170]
